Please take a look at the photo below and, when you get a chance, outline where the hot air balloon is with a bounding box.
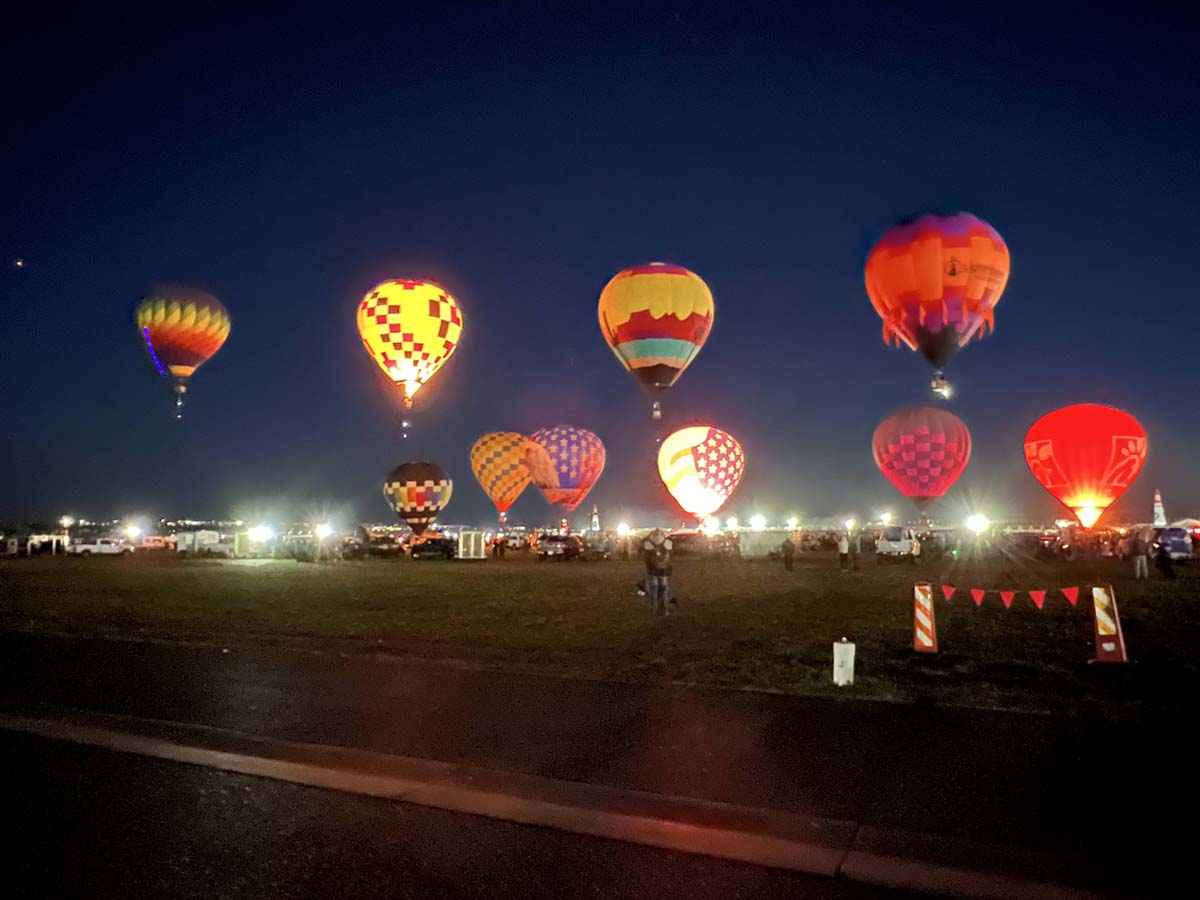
[469,432,555,523]
[865,212,1010,398]
[658,426,744,519]
[1023,404,1147,528]
[529,425,606,511]
[134,286,231,418]
[873,407,971,512]
[357,280,463,423]
[598,262,714,420]
[383,461,453,535]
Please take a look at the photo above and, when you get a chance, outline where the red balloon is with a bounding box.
[873,407,971,511]
[1023,404,1147,528]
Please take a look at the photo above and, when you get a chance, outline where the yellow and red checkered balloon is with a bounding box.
[357,280,463,407]
[657,426,744,518]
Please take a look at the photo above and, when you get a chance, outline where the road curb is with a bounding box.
[0,707,1117,900]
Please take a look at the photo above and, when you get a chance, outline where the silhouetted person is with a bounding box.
[838,533,850,570]
[781,537,795,571]
[643,528,674,616]
[1133,534,1149,579]
[1155,541,1175,579]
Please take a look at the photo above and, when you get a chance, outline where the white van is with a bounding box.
[876,526,920,563]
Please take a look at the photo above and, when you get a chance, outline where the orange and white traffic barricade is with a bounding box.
[913,582,938,653]
[1091,585,1128,663]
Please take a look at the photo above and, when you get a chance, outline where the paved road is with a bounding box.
[0,632,1175,894]
[4,731,923,900]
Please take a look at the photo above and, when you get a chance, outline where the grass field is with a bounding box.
[2,545,1196,717]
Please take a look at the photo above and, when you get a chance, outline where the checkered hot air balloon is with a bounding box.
[865,213,1009,397]
[469,432,555,520]
[1023,404,1147,529]
[657,426,745,518]
[529,426,605,512]
[383,461,453,536]
[872,407,971,513]
[598,262,714,420]
[357,280,463,409]
[134,286,231,419]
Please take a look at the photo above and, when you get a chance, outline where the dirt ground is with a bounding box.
[2,542,1193,718]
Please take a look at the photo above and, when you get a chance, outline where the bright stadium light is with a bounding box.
[750,514,766,531]
[965,514,990,535]
[248,525,274,543]
[59,516,75,530]
[726,517,739,530]
[880,512,892,526]
[124,524,141,539]
[616,522,630,537]
[315,523,333,540]
[701,516,720,536]
[844,518,856,531]
[786,516,799,529]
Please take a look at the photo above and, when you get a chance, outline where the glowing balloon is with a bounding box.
[529,426,606,511]
[357,280,463,408]
[134,286,231,419]
[1024,404,1147,528]
[469,432,555,518]
[873,407,971,511]
[865,213,1010,380]
[598,262,714,418]
[383,461,453,535]
[658,426,744,518]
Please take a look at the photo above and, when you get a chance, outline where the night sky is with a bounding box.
[3,5,1198,528]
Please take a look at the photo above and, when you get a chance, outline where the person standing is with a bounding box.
[837,532,850,570]
[781,536,795,572]
[643,528,674,616]
[1133,533,1149,579]
[1154,538,1175,579]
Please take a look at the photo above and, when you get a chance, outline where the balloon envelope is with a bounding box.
[1023,404,1147,528]
[873,407,971,511]
[469,432,554,516]
[529,426,606,512]
[357,280,463,404]
[135,286,230,381]
[658,426,744,518]
[597,263,713,392]
[383,461,453,535]
[865,213,1009,370]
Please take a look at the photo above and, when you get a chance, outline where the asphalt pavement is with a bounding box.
[3,731,921,900]
[0,631,1178,896]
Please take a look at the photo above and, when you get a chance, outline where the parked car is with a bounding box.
[411,537,456,560]
[67,538,133,556]
[537,534,582,561]
[665,530,737,557]
[1152,527,1193,561]
[875,526,920,564]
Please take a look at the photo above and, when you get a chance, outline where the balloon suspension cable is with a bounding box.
[172,379,188,420]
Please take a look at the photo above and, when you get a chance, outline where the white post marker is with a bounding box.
[833,637,855,686]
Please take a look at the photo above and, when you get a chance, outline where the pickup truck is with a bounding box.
[67,538,134,556]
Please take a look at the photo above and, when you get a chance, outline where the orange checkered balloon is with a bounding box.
[357,280,463,408]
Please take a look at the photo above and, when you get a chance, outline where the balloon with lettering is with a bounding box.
[865,212,1009,393]
[383,461,453,536]
[135,286,231,419]
[529,425,606,511]
[597,262,714,419]
[1023,404,1147,528]
[658,426,745,518]
[873,407,971,512]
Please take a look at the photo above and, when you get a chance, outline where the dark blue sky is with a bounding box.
[3,4,1198,528]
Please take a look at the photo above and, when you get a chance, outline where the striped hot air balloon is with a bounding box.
[598,262,714,419]
[357,280,463,410]
[134,286,231,418]
[657,426,744,518]
[383,461,453,535]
